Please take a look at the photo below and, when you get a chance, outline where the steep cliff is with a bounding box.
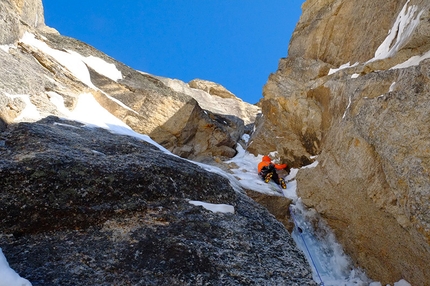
[251,0,430,284]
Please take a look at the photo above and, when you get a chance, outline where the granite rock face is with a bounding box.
[251,0,430,284]
[0,4,253,161]
[0,117,315,285]
[296,61,430,285]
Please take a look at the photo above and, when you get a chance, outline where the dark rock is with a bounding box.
[0,117,315,285]
[0,117,7,132]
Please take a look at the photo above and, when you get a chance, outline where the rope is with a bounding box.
[290,208,325,286]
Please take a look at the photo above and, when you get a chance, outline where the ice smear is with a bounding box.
[290,201,372,286]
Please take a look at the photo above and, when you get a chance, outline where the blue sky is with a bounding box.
[42,1,304,104]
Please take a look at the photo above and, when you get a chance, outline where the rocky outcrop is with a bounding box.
[0,116,315,285]
[158,77,260,126]
[188,78,237,99]
[252,0,430,284]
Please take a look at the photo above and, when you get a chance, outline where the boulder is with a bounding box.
[0,117,315,285]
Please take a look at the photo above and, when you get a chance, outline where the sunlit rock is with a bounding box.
[253,0,430,284]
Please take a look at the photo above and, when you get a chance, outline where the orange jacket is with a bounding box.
[258,155,287,173]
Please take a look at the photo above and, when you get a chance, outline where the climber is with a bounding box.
[258,155,288,189]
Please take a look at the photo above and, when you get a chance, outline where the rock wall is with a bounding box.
[252,0,430,284]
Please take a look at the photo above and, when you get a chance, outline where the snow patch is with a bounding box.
[21,32,95,88]
[226,145,283,196]
[372,0,423,61]
[47,91,72,116]
[72,93,167,150]
[103,93,139,114]
[391,49,430,69]
[189,201,235,214]
[67,50,122,82]
[241,134,250,143]
[22,33,136,114]
[0,248,32,286]
[394,279,412,286]
[0,45,14,53]
[302,160,319,169]
[49,92,169,154]
[53,122,80,129]
[328,62,359,75]
[5,93,41,122]
[342,95,353,119]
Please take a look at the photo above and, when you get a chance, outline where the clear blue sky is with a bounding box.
[42,1,304,104]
